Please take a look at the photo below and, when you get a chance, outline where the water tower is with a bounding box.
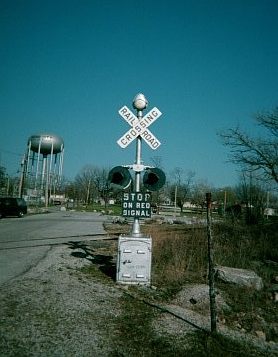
[24,133,64,204]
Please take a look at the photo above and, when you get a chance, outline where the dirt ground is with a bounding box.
[0,236,277,357]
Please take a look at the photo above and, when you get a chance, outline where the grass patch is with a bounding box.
[111,294,207,356]
[149,225,208,290]
[85,219,278,354]
[110,291,269,356]
[75,203,122,215]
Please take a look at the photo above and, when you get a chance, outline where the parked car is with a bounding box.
[0,197,27,218]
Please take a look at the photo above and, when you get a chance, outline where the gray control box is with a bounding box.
[116,235,152,285]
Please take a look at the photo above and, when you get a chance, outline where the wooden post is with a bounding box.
[206,192,217,333]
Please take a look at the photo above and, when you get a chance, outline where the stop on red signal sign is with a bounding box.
[122,192,151,218]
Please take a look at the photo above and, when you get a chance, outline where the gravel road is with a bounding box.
[0,240,123,356]
[1,235,277,356]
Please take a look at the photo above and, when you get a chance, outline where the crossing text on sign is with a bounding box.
[118,128,160,149]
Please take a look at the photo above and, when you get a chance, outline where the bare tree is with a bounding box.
[170,168,195,213]
[92,167,110,209]
[236,172,269,224]
[0,166,7,195]
[150,156,163,169]
[256,108,278,136]
[75,165,96,205]
[220,107,278,184]
[191,180,212,212]
[75,165,111,207]
[64,180,78,202]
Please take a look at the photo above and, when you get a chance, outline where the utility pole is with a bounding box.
[19,154,26,198]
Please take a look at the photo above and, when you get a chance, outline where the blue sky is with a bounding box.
[1,0,278,188]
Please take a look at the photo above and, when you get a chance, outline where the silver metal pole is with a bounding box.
[53,154,58,196]
[48,141,54,200]
[26,140,31,184]
[35,137,42,191]
[59,145,64,182]
[41,156,46,190]
[131,109,143,236]
[45,156,49,208]
[18,154,26,198]
[174,185,177,219]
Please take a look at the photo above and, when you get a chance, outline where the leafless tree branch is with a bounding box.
[219,108,278,184]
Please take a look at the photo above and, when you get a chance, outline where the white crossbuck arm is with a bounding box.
[117,106,162,150]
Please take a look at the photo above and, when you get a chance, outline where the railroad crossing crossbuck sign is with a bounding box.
[117,105,162,150]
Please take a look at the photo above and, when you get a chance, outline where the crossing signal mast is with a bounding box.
[108,93,166,285]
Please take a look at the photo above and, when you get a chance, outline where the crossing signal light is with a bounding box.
[108,166,132,189]
[143,168,166,191]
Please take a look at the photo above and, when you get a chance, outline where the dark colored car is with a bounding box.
[0,197,27,218]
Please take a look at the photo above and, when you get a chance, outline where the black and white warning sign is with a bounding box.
[122,192,151,218]
[117,105,162,150]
